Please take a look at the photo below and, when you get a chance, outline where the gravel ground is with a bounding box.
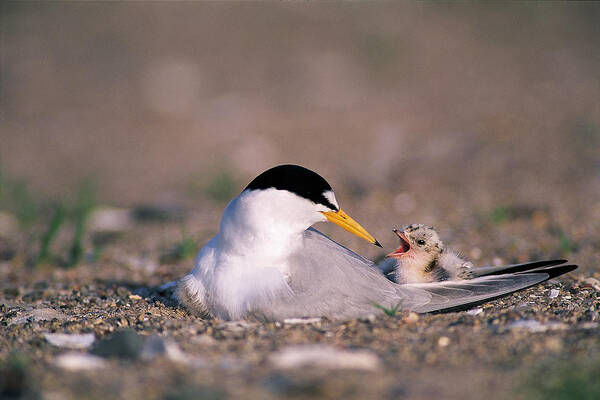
[1,213,599,400]
[2,4,600,399]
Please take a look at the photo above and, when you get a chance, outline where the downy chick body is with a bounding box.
[380,224,473,284]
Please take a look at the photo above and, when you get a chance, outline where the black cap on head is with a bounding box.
[244,165,339,210]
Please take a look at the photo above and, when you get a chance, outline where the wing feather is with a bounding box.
[470,259,567,278]
[251,228,577,319]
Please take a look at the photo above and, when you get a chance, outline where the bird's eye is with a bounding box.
[417,239,426,246]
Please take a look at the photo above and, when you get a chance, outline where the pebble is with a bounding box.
[269,345,381,371]
[88,207,133,232]
[144,336,208,368]
[507,319,568,333]
[44,333,96,349]
[492,257,505,266]
[217,321,254,332]
[283,318,323,325]
[191,334,217,346]
[10,308,68,325]
[470,247,482,260]
[54,352,107,371]
[403,312,419,323]
[437,336,450,347]
[584,277,600,291]
[91,329,145,360]
[466,308,483,316]
[549,289,559,298]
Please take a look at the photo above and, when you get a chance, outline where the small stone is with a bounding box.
[89,207,133,232]
[363,314,376,323]
[470,247,482,260]
[584,277,600,291]
[269,345,381,371]
[3,287,20,299]
[140,335,167,359]
[492,257,504,266]
[54,352,107,371]
[403,312,419,323]
[91,329,145,360]
[168,350,209,369]
[466,308,483,316]
[217,321,253,332]
[148,308,161,316]
[437,336,450,347]
[283,318,322,325]
[549,289,559,298]
[44,333,95,349]
[191,335,216,346]
[144,337,208,368]
[507,319,568,333]
[128,294,142,301]
[10,308,68,325]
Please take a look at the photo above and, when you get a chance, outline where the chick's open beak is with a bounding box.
[386,229,410,258]
[321,209,382,247]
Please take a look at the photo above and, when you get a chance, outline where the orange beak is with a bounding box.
[320,209,381,247]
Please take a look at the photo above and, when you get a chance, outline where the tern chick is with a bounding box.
[381,224,473,283]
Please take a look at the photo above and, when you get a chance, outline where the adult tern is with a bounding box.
[177,165,576,320]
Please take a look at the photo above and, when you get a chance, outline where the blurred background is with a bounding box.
[1,2,599,265]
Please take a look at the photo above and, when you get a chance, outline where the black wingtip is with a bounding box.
[374,240,383,248]
[542,264,578,279]
[475,259,570,278]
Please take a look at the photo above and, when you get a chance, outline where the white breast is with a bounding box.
[190,188,327,319]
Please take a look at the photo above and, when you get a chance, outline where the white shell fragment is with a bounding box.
[44,333,96,349]
[507,319,568,333]
[54,352,107,371]
[269,345,381,371]
[283,318,323,325]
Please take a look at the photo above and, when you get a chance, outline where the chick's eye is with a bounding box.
[417,239,426,246]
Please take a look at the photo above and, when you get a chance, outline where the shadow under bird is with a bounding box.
[177,164,576,320]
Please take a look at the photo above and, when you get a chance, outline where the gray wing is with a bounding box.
[254,228,577,320]
[401,263,576,313]
[254,228,429,320]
